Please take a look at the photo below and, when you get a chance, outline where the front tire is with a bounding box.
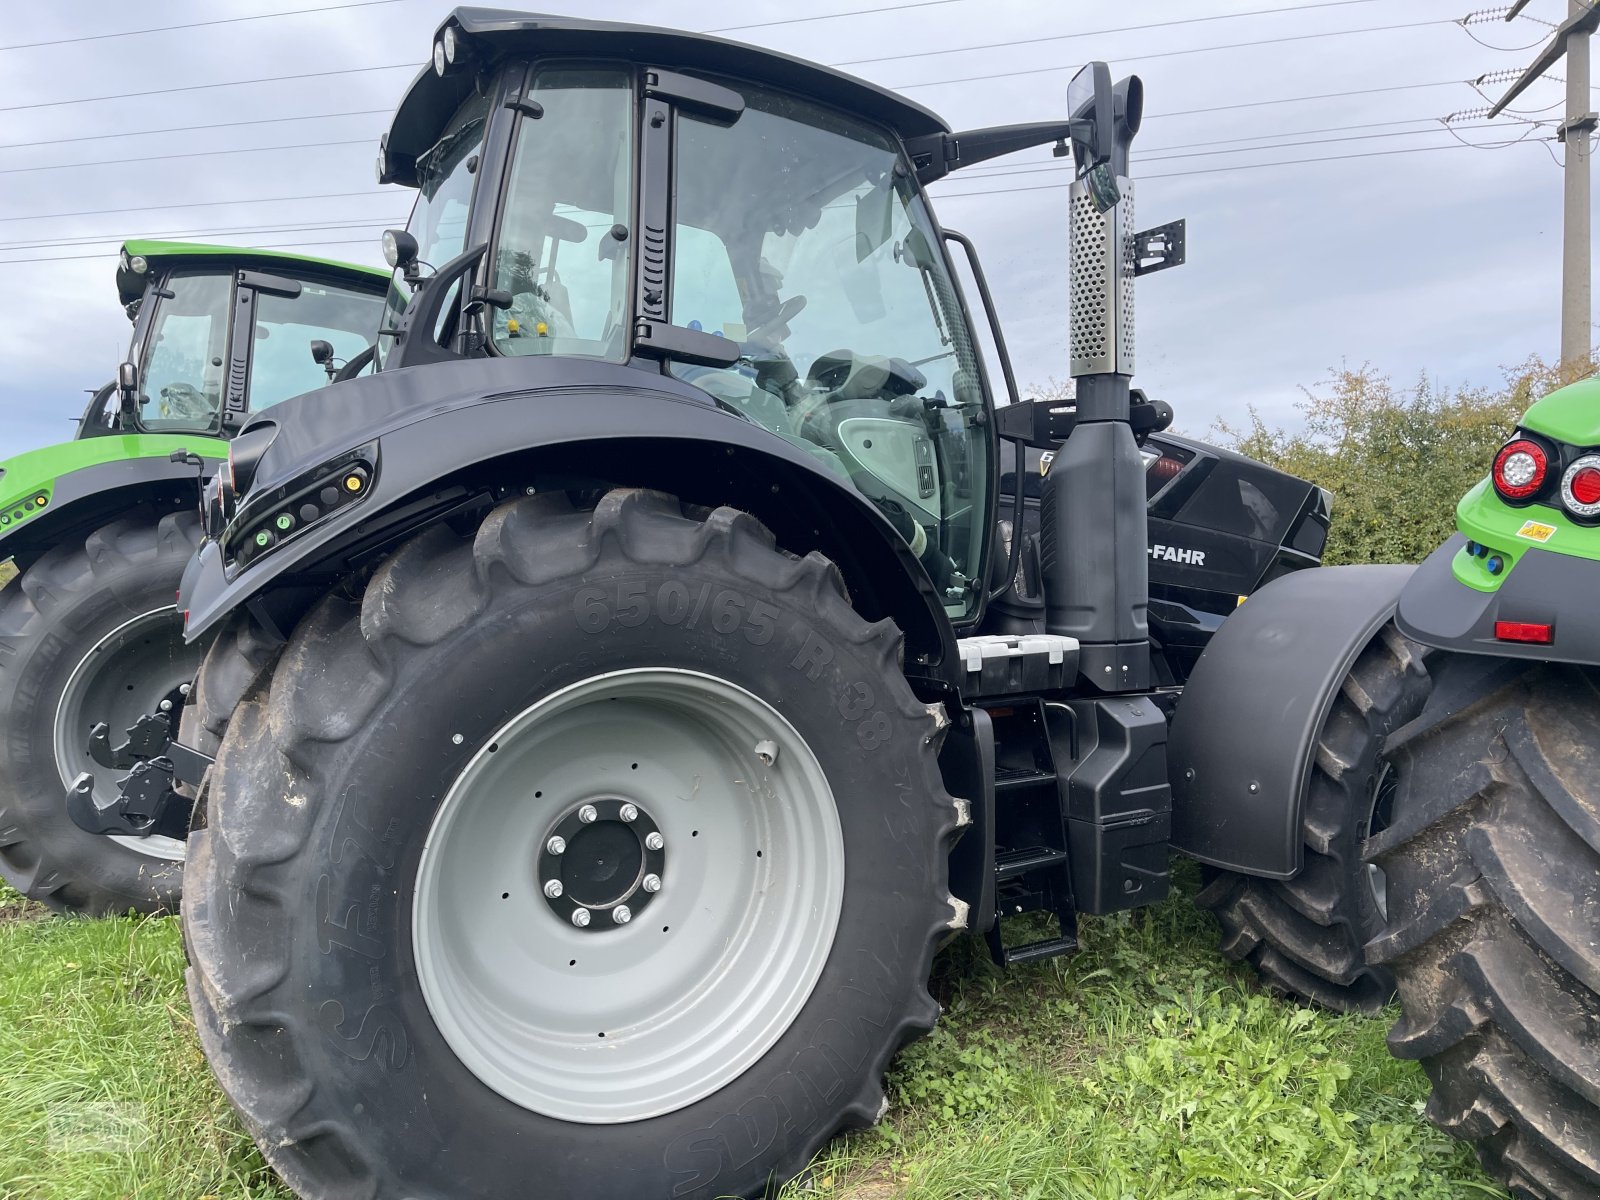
[1198,624,1430,1012]
[1366,664,1600,1200]
[183,490,965,1200]
[0,510,202,914]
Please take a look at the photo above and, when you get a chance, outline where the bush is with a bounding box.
[1212,356,1594,566]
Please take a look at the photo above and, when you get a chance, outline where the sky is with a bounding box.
[0,0,1594,456]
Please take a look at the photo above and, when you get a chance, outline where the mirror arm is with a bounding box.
[911,121,1076,184]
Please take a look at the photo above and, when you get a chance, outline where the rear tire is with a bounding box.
[0,509,202,915]
[1367,664,1600,1200]
[183,489,965,1200]
[1198,624,1430,1012]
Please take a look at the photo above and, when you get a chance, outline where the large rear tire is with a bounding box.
[0,509,203,914]
[1366,663,1600,1200]
[1198,623,1430,1012]
[182,489,966,1200]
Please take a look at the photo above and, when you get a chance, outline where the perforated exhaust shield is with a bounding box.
[1069,177,1135,377]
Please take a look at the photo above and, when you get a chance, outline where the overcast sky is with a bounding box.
[1,0,1592,456]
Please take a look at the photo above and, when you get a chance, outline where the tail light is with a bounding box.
[1492,438,1549,502]
[1560,454,1600,520]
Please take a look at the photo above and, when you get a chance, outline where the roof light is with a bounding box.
[1560,453,1600,519]
[127,254,148,274]
[1495,620,1553,645]
[432,38,447,77]
[443,25,461,64]
[1492,437,1549,501]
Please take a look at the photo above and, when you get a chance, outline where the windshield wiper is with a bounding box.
[416,116,486,186]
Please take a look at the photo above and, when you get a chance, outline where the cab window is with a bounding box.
[139,272,231,431]
[249,279,386,410]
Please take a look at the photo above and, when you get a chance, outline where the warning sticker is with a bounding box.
[1516,520,1557,544]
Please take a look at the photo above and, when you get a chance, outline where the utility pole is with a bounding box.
[1492,1,1600,369]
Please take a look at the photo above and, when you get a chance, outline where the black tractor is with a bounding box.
[161,12,1398,1198]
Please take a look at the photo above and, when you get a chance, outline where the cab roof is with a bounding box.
[381,8,952,187]
[115,239,391,308]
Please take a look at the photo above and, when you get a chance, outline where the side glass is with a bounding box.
[376,89,492,367]
[248,279,387,411]
[669,87,993,620]
[490,65,633,360]
[138,271,231,431]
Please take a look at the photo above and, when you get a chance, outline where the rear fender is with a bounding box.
[1167,564,1414,878]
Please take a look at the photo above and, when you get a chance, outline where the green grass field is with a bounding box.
[0,865,1500,1199]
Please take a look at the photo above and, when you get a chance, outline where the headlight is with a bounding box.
[222,443,378,574]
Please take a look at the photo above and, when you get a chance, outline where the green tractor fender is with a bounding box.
[0,435,225,569]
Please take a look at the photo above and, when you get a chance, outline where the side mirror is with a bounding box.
[1066,63,1115,172]
[310,339,334,366]
[117,360,138,396]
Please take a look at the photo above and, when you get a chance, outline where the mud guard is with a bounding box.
[1167,564,1414,879]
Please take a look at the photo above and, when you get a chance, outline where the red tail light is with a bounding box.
[1492,438,1549,501]
[1561,454,1600,518]
[1495,620,1553,645]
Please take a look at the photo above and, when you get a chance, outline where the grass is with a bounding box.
[0,869,1500,1200]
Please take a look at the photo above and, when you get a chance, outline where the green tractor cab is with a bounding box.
[0,241,387,916]
[1345,374,1600,1200]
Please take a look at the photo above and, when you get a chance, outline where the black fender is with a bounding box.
[1167,564,1414,879]
[180,356,961,685]
[0,456,211,569]
[1396,533,1600,667]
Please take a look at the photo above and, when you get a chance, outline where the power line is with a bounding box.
[705,0,966,34]
[836,0,1383,67]
[0,109,389,151]
[933,136,1545,199]
[0,235,392,268]
[0,0,413,52]
[0,215,409,253]
[1149,78,1466,120]
[0,189,396,225]
[952,122,1514,182]
[892,18,1455,90]
[0,138,373,177]
[0,62,416,115]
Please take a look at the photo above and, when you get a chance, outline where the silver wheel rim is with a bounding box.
[413,667,845,1124]
[53,607,201,862]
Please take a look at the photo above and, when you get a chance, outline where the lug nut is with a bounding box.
[547,835,567,855]
[451,733,464,745]
[754,739,778,766]
[612,905,632,925]
[179,683,191,696]
[619,803,639,822]
[645,832,664,851]
[544,879,564,899]
[159,699,173,712]
[642,874,662,893]
[578,804,598,824]
[571,908,591,928]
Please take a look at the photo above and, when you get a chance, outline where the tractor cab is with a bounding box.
[82,240,389,440]
[371,13,1013,619]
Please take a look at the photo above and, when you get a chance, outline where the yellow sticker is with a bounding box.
[1516,520,1557,544]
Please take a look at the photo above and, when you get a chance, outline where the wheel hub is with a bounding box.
[539,797,665,928]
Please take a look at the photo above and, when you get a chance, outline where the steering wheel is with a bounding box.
[158,381,213,420]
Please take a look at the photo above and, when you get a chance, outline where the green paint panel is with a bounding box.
[1451,476,1600,593]
[0,435,226,530]
[1520,377,1600,447]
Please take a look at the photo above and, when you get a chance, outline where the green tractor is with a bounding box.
[0,241,388,916]
[1350,380,1600,1200]
[159,13,1447,1198]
